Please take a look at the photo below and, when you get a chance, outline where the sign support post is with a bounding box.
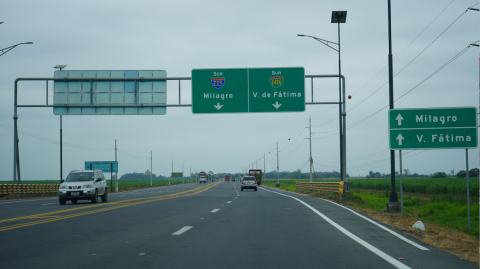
[399,150,403,214]
[110,163,113,193]
[465,148,470,231]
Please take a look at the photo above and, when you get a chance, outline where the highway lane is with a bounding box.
[0,181,475,268]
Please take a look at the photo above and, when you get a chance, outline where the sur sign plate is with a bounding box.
[191,67,305,114]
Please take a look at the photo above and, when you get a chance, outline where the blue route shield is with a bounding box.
[211,77,225,89]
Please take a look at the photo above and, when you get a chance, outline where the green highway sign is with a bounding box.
[192,67,305,113]
[389,107,478,150]
[171,172,183,177]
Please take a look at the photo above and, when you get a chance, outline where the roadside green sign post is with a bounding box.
[389,107,478,228]
[172,172,183,178]
[389,107,477,150]
[192,67,305,113]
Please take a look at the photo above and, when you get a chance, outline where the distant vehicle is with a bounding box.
[241,176,257,191]
[231,177,235,182]
[225,175,230,181]
[59,170,108,205]
[249,169,262,186]
[199,171,207,183]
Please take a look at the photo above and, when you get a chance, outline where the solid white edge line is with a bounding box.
[211,209,220,213]
[227,201,232,203]
[319,198,429,251]
[262,186,428,250]
[261,187,411,269]
[172,226,193,235]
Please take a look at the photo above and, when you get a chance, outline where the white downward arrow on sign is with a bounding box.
[396,133,404,146]
[272,102,282,109]
[213,103,223,110]
[395,113,404,126]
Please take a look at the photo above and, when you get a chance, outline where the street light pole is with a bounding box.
[54,65,67,184]
[276,141,279,181]
[387,0,400,211]
[298,10,347,199]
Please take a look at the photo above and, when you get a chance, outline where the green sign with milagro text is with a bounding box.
[191,67,305,113]
[389,107,478,150]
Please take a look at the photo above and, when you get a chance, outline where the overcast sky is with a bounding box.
[1,0,478,181]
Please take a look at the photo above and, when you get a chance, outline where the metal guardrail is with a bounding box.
[0,184,60,196]
[296,181,347,195]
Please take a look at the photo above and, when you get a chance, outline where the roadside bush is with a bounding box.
[432,172,447,178]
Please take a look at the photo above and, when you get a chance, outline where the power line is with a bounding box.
[312,4,473,129]
[315,42,475,139]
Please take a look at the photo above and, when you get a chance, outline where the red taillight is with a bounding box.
[255,180,257,185]
[241,180,244,184]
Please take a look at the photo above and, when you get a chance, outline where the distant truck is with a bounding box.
[249,169,262,186]
[199,171,207,183]
[225,175,230,181]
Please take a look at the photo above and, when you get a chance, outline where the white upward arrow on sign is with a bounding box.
[396,133,404,146]
[213,103,223,110]
[272,102,282,109]
[396,113,404,126]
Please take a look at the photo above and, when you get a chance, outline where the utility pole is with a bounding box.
[182,163,184,184]
[60,115,63,183]
[171,159,173,186]
[276,141,279,180]
[310,116,313,182]
[264,153,266,179]
[115,139,118,192]
[256,159,258,169]
[190,165,191,183]
[150,151,153,187]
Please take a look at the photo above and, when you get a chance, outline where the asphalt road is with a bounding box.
[0,181,475,269]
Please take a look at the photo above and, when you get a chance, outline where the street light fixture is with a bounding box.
[298,11,347,200]
[0,42,33,57]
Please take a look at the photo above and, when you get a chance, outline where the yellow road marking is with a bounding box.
[0,184,213,223]
[0,182,220,232]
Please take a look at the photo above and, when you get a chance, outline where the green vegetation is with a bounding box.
[263,178,479,238]
[0,178,195,191]
[349,178,479,196]
[346,190,479,237]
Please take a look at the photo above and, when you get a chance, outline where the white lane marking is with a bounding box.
[227,201,232,203]
[172,226,193,235]
[261,187,411,269]
[211,209,220,213]
[235,197,238,199]
[320,198,429,251]
[41,203,57,205]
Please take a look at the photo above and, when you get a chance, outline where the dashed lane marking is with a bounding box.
[172,226,193,235]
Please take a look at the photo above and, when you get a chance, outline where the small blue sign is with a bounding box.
[211,77,225,89]
[85,161,118,172]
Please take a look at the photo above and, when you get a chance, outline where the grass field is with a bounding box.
[263,179,479,237]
